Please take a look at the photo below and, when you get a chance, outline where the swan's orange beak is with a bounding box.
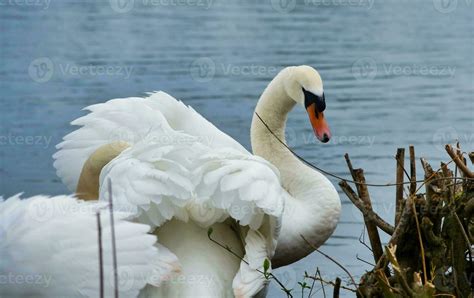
[306,103,331,143]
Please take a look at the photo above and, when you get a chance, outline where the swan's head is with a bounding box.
[284,65,331,143]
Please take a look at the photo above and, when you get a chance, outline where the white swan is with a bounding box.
[0,194,179,297]
[53,65,341,297]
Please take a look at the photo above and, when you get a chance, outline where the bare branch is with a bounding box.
[446,145,474,179]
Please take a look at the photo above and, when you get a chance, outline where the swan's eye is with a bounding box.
[303,88,326,112]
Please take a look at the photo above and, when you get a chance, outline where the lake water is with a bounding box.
[0,0,473,296]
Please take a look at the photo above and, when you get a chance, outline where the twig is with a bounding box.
[96,211,104,298]
[343,155,385,263]
[107,179,119,298]
[344,153,359,194]
[415,159,456,194]
[409,146,417,195]
[374,194,415,271]
[410,196,428,284]
[339,181,395,235]
[353,168,384,263]
[356,254,375,266]
[300,235,359,294]
[207,229,294,297]
[307,269,317,298]
[453,212,473,254]
[446,145,474,179]
[315,268,326,298]
[395,148,405,225]
[333,278,341,298]
[359,226,373,252]
[441,162,455,201]
[306,276,356,293]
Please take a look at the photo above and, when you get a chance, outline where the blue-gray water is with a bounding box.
[0,0,473,296]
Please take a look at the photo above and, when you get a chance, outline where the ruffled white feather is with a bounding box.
[53,91,287,297]
[0,194,177,297]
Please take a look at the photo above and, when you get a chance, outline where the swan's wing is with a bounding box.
[97,140,284,234]
[96,140,198,227]
[54,91,248,192]
[193,148,284,230]
[53,92,285,296]
[97,141,284,298]
[232,230,271,298]
[0,194,177,298]
[53,88,283,244]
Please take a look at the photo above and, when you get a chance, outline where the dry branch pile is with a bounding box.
[340,144,474,297]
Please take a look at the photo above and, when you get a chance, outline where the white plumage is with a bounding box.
[52,66,342,297]
[0,194,177,297]
[54,91,285,297]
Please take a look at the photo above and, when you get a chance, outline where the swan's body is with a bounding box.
[53,65,341,297]
[0,194,177,297]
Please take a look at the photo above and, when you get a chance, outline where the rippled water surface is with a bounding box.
[1,0,473,296]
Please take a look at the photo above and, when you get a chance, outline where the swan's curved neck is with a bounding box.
[250,72,341,268]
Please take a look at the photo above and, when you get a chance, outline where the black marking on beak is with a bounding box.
[303,88,326,113]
